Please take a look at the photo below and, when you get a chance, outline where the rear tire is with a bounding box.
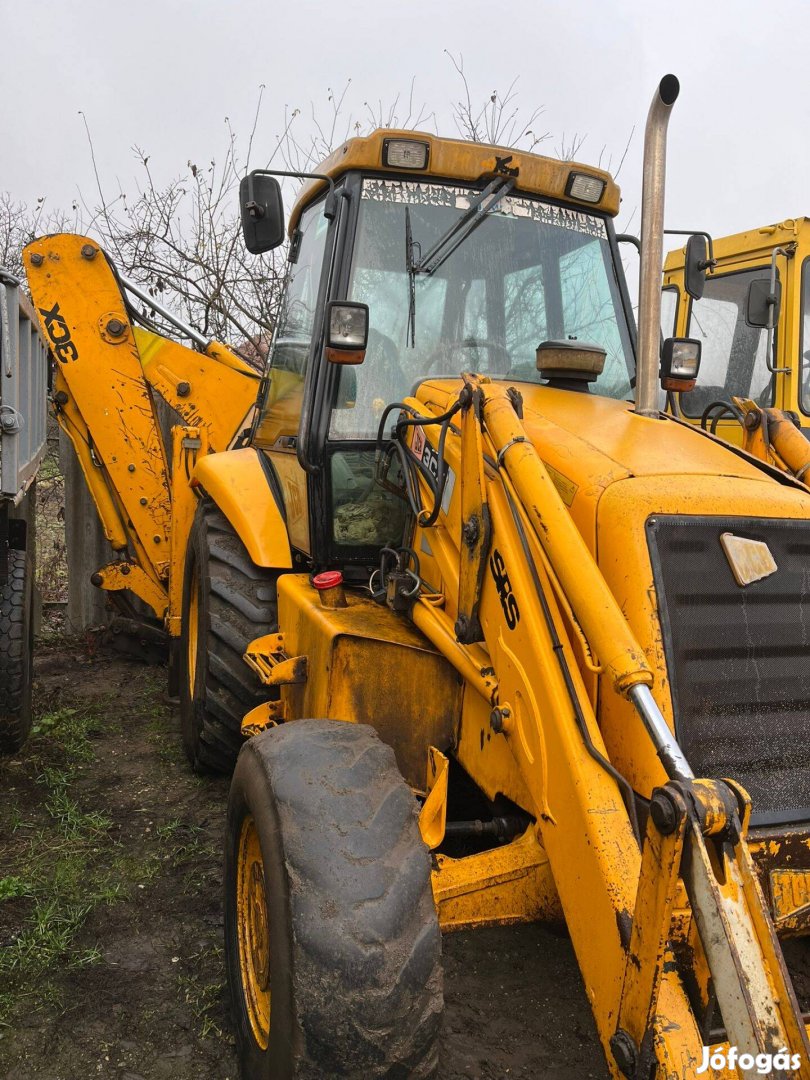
[0,548,34,754]
[225,720,443,1079]
[179,500,277,774]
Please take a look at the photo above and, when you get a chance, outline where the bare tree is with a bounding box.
[445,51,550,150]
[1,61,633,354]
[0,194,79,280]
[76,100,289,356]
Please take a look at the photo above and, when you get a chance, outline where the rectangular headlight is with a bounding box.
[565,172,606,204]
[382,139,429,170]
[662,337,702,380]
[328,302,368,349]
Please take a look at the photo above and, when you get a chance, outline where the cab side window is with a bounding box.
[254,198,330,447]
[683,270,772,418]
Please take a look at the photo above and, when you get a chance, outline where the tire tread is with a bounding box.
[0,548,33,754]
[241,720,442,1078]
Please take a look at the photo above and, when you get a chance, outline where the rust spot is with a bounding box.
[616,908,633,949]
[290,655,308,683]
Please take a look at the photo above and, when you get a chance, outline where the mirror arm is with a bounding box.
[249,169,338,220]
[664,229,717,272]
[616,233,641,253]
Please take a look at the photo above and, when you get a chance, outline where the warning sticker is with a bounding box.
[411,425,426,459]
[542,461,578,507]
[410,426,439,480]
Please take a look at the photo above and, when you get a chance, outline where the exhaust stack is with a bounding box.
[636,74,680,418]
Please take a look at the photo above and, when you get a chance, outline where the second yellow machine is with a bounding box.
[25,75,810,1078]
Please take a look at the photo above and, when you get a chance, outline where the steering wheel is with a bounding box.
[424,338,511,378]
[700,399,745,434]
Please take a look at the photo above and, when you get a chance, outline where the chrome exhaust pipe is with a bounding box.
[635,74,680,418]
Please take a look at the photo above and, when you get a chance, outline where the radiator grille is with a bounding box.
[646,516,810,825]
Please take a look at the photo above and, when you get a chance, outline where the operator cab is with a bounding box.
[241,132,640,574]
[662,223,810,437]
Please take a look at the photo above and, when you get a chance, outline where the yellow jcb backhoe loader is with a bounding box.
[24,75,810,1079]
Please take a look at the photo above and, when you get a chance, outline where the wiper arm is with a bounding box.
[405,176,515,348]
[412,176,515,277]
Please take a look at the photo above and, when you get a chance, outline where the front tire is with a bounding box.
[225,720,443,1079]
[179,500,277,773]
[0,547,34,754]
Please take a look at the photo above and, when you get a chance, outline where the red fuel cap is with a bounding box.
[312,570,344,590]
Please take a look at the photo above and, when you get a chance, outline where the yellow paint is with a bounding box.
[135,328,259,453]
[771,869,810,925]
[93,561,167,619]
[24,233,265,627]
[262,450,310,554]
[187,559,199,690]
[432,828,561,931]
[240,701,284,736]
[243,632,306,686]
[616,789,688,1060]
[166,426,208,635]
[192,449,292,569]
[290,127,620,234]
[276,574,460,790]
[236,815,271,1049]
[419,748,449,850]
[397,371,810,1071]
[25,235,173,589]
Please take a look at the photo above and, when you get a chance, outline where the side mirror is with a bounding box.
[325,302,369,365]
[746,277,781,329]
[660,337,701,391]
[240,172,285,254]
[684,234,708,300]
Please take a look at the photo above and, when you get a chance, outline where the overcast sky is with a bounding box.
[2,0,807,246]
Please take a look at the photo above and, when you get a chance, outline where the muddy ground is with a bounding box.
[0,644,609,1080]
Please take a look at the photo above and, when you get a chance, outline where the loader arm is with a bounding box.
[735,397,810,484]
[23,233,260,622]
[401,376,810,1078]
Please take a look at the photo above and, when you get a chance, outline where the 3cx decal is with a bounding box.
[38,302,79,363]
[489,548,520,630]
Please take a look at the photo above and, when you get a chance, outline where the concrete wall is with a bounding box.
[59,429,112,631]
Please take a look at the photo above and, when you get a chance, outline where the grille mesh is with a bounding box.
[647,516,810,825]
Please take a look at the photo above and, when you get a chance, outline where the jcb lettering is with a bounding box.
[38,302,79,363]
[489,549,520,630]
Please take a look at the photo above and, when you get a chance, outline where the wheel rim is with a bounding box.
[187,563,200,696]
[237,815,271,1048]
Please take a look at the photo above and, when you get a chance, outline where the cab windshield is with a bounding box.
[329,177,635,440]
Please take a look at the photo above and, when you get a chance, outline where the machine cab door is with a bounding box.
[669,266,776,442]
[252,196,332,554]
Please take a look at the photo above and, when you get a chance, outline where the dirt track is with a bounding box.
[0,646,607,1079]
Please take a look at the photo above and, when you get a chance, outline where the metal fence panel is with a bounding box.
[0,272,49,500]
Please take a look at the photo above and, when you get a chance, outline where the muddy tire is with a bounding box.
[179,500,277,774]
[225,719,443,1079]
[0,548,34,754]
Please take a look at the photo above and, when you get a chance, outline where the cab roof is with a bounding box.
[289,128,621,234]
[664,217,809,277]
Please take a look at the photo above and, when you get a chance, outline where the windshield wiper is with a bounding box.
[405,176,515,348]
[406,206,419,349]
